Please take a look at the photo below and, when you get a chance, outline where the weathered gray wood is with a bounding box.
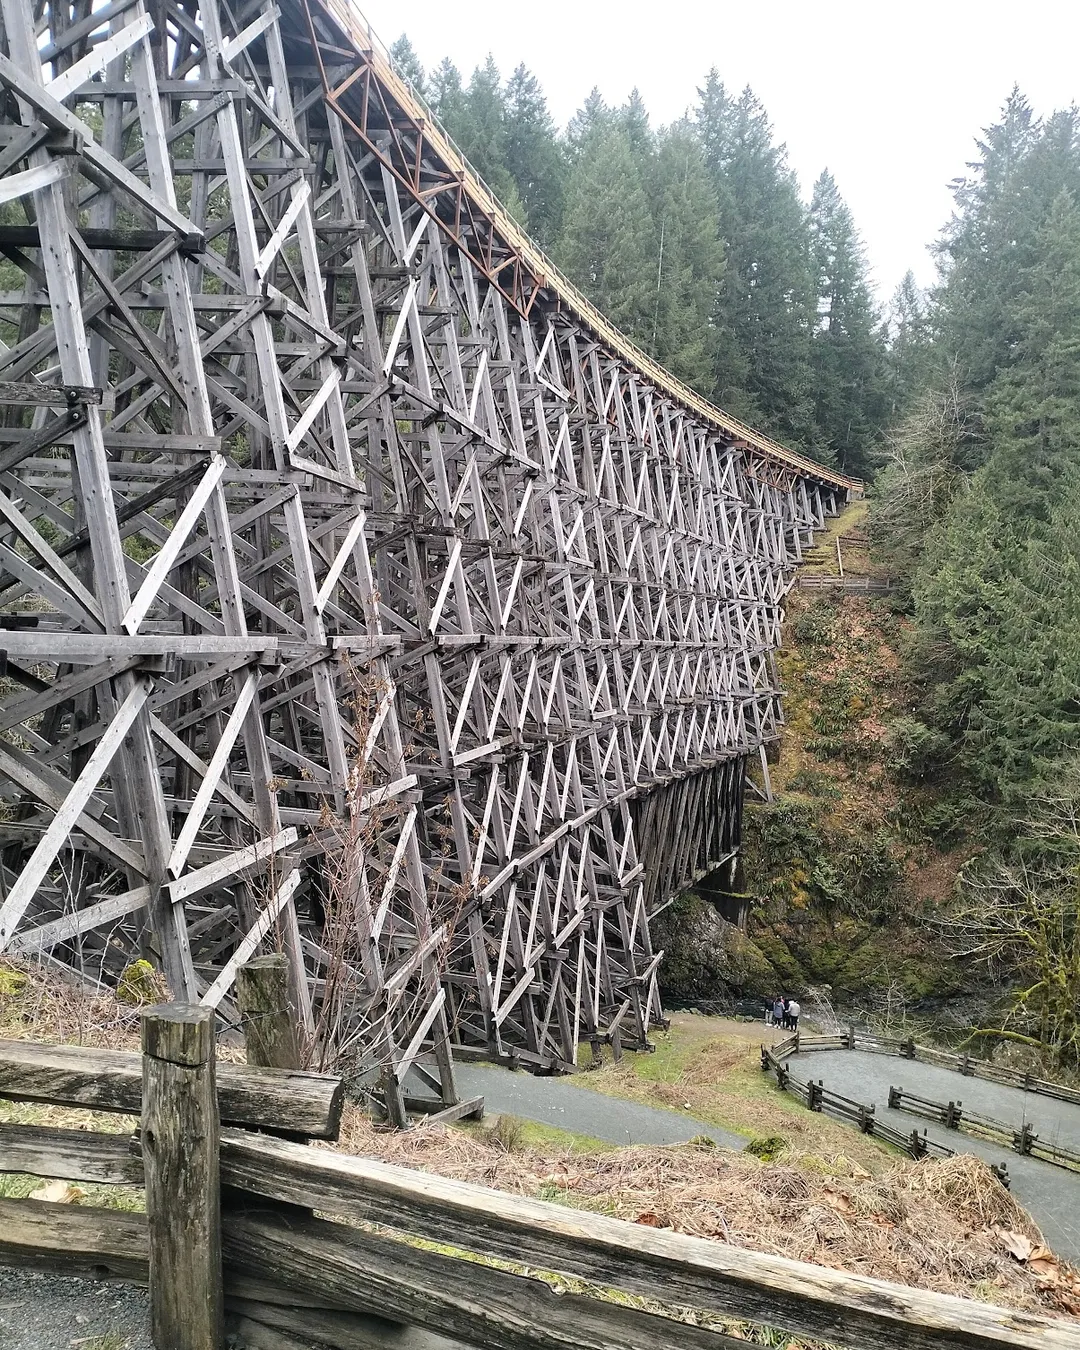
[0,1038,343,1138]
[222,1203,753,1350]
[235,954,301,1070]
[141,1004,223,1350]
[0,1122,142,1184]
[217,1130,1080,1350]
[403,1095,484,1124]
[0,0,851,1086]
[0,1195,147,1282]
[225,1296,473,1350]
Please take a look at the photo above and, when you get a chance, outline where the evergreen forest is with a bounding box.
[391,39,1080,1068]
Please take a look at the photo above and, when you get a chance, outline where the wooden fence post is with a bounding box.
[142,1003,223,1350]
[236,954,300,1070]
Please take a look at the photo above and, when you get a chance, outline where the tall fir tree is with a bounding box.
[565,87,609,160]
[503,64,565,246]
[557,121,655,345]
[882,270,933,417]
[388,34,426,98]
[647,121,725,391]
[429,58,466,133]
[695,80,816,447]
[808,169,886,475]
[912,189,1080,800]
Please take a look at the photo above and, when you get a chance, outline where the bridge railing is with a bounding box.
[3,1010,1077,1350]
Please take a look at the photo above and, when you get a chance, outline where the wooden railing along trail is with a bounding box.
[2,981,1080,1348]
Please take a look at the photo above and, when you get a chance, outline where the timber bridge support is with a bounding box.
[0,0,855,1118]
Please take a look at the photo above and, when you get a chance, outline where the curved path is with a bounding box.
[454,1062,745,1149]
[796,1049,1080,1260]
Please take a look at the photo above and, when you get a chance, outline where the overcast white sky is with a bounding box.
[354,0,1080,305]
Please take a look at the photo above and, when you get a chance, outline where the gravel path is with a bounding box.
[0,1268,152,1350]
[798,1049,1080,1261]
[454,1061,745,1148]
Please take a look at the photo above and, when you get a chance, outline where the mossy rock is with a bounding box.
[744,1134,788,1162]
[0,964,27,999]
[116,959,162,1006]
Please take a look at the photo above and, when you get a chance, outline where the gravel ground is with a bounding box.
[0,1268,152,1350]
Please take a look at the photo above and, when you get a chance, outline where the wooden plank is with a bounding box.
[0,1122,142,1185]
[7,883,151,953]
[222,1204,751,1350]
[225,1296,471,1350]
[236,954,301,1070]
[405,1096,484,1125]
[0,1040,343,1139]
[141,1005,223,1350]
[0,678,150,951]
[0,1195,147,1282]
[200,871,301,1010]
[217,1130,1080,1350]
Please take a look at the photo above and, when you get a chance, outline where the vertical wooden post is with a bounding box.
[142,1003,223,1350]
[236,954,301,1069]
[846,1021,855,1049]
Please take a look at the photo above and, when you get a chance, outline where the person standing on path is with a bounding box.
[787,998,801,1033]
[773,996,785,1030]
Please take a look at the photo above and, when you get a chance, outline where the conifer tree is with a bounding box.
[647,121,725,391]
[883,270,933,416]
[557,122,655,345]
[808,169,886,475]
[695,81,816,447]
[429,58,466,133]
[912,189,1080,800]
[936,88,1043,396]
[503,64,565,246]
[388,34,426,98]
[565,88,610,161]
[621,88,653,162]
[456,56,509,186]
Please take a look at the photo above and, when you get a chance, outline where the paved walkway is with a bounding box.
[801,1049,1080,1261]
[454,1062,745,1149]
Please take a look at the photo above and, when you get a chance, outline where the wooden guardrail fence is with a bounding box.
[4,993,1080,1349]
[889,1086,1080,1175]
[761,1031,1019,1184]
[801,1026,1080,1108]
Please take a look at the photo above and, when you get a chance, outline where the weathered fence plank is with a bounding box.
[0,1037,342,1137]
[223,1203,750,1350]
[0,1122,142,1184]
[142,1004,223,1350]
[217,1130,1080,1350]
[0,1195,147,1281]
[225,1295,472,1350]
[236,954,301,1070]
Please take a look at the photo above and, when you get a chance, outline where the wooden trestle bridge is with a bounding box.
[0,0,855,1120]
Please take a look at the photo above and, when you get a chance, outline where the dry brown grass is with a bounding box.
[334,1105,1078,1319]
[1,959,143,1050]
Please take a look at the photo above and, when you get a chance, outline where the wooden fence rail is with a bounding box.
[3,1000,1080,1348]
[761,1035,1020,1186]
[802,1027,1080,1106]
[889,1087,1080,1175]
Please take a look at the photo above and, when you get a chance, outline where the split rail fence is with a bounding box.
[889,1087,1080,1176]
[760,1038,967,1167]
[5,1013,1080,1349]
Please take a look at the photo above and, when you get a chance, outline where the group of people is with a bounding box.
[766,994,801,1031]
